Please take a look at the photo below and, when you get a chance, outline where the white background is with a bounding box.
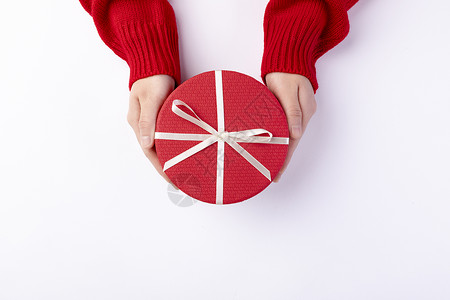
[1,0,450,299]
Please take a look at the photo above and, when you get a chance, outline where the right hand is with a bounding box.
[127,74,175,184]
[265,72,317,182]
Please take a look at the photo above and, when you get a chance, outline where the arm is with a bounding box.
[261,0,358,181]
[80,0,181,183]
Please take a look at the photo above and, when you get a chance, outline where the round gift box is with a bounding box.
[155,70,289,205]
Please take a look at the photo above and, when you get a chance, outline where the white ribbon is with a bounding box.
[155,70,289,204]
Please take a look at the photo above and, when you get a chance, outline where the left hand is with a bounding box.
[265,72,317,182]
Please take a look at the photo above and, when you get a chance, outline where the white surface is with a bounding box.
[1,0,450,299]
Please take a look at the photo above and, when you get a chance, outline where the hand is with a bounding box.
[127,74,175,184]
[265,72,317,182]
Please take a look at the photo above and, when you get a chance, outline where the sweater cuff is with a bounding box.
[105,0,181,90]
[116,20,181,90]
[261,0,327,93]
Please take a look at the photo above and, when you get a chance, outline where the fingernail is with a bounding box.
[273,175,281,183]
[291,125,302,139]
[141,136,152,148]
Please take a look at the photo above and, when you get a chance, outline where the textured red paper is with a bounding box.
[155,70,289,204]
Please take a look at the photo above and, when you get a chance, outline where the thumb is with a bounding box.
[285,102,303,140]
[272,91,303,141]
[139,97,158,150]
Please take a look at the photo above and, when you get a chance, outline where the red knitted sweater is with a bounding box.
[80,0,358,92]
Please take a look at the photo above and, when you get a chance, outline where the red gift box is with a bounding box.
[155,70,289,205]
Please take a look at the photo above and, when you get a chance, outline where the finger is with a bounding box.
[127,95,141,141]
[128,95,175,187]
[272,89,303,183]
[298,85,317,131]
[271,88,303,140]
[138,117,176,187]
[138,97,173,184]
[138,96,158,151]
